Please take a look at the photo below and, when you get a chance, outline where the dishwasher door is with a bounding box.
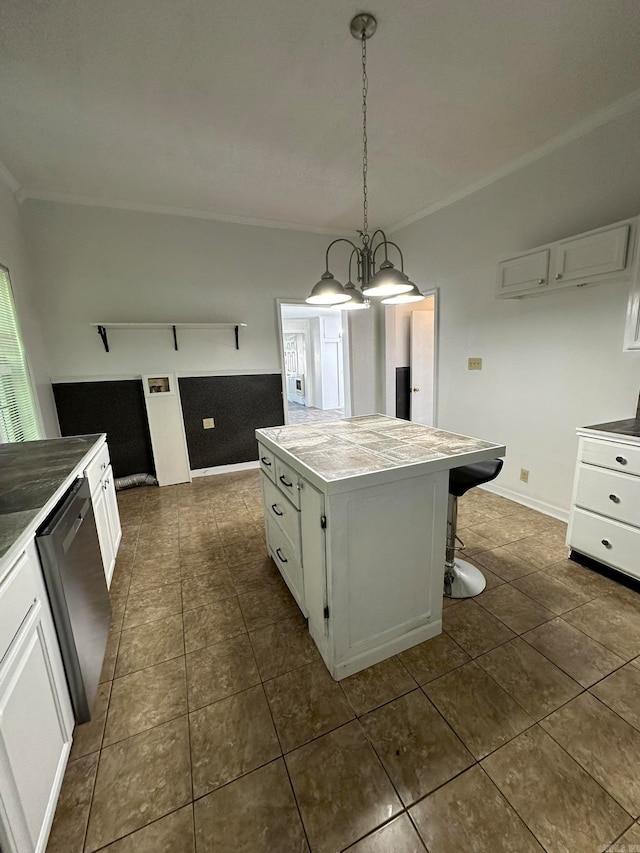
[37,478,111,723]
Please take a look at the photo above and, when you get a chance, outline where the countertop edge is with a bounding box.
[0,434,107,582]
[256,428,506,495]
[577,427,640,446]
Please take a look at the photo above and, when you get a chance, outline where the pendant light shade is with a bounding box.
[306,271,352,305]
[339,281,370,310]
[362,260,413,298]
[381,281,426,304]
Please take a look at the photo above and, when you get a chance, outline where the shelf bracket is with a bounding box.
[97,325,109,353]
[172,325,179,351]
[235,324,240,350]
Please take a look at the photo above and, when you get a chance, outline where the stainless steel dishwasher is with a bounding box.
[36,477,111,723]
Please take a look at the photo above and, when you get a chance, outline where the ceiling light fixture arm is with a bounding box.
[373,238,405,273]
[323,237,361,274]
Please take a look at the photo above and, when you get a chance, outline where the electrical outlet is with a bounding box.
[202,417,215,429]
[468,358,482,370]
[520,468,529,483]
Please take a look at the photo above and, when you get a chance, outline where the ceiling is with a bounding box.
[1,0,640,232]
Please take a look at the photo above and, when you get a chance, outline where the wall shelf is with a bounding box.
[90,322,247,352]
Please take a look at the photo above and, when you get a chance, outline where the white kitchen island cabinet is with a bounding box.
[257,415,505,680]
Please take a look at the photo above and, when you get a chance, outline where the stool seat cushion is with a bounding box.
[449,459,504,497]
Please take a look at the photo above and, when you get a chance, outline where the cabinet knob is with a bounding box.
[609,494,620,504]
[616,456,627,465]
[555,272,563,280]
[412,387,420,392]
[537,278,545,285]
[601,539,612,548]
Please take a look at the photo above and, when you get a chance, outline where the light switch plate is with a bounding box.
[203,417,215,429]
[468,358,482,370]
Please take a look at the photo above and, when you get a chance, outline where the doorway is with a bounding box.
[385,290,438,425]
[277,301,351,425]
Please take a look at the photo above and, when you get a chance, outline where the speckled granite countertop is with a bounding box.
[0,434,104,566]
[579,419,640,444]
[257,415,505,489]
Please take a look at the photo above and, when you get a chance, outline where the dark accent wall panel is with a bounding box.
[395,367,411,421]
[179,374,284,469]
[53,381,155,478]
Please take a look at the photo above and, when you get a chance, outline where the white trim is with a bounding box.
[0,160,20,194]
[191,460,260,477]
[51,368,281,383]
[19,190,346,236]
[389,88,640,234]
[479,482,569,524]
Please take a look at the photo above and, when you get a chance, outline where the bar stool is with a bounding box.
[444,459,504,598]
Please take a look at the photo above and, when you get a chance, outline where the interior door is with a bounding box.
[410,309,435,425]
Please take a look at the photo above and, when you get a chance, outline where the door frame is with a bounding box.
[275,298,352,425]
[383,287,439,425]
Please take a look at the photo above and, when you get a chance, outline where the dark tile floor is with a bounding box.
[46,471,640,852]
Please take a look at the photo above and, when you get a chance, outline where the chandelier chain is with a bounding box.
[361,31,369,241]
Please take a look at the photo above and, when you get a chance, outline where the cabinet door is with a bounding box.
[624,280,640,351]
[496,249,549,297]
[0,602,72,853]
[93,487,115,588]
[103,466,122,560]
[554,223,629,285]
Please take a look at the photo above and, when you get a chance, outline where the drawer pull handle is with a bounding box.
[616,456,627,465]
[279,475,293,488]
[276,547,288,563]
[271,503,283,517]
[261,457,272,467]
[609,494,620,504]
[601,539,612,548]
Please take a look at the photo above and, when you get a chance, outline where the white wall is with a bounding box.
[0,182,59,437]
[21,202,380,408]
[392,106,640,516]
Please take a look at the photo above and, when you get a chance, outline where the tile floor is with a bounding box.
[46,471,640,852]
[287,402,345,424]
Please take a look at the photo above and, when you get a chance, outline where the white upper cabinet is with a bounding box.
[554,223,630,285]
[497,249,549,297]
[497,216,637,300]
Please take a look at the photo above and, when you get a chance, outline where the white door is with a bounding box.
[93,486,115,588]
[410,309,435,426]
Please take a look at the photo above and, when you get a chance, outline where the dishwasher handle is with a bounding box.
[61,496,92,554]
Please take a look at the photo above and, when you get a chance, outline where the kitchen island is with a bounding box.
[256,415,505,680]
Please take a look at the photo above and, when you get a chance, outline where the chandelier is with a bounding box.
[306,13,424,309]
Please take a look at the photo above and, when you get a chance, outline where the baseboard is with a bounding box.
[479,482,569,524]
[191,461,260,477]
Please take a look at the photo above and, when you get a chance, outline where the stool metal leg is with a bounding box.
[444,494,487,599]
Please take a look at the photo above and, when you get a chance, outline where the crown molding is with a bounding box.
[0,159,21,195]
[18,189,346,236]
[388,87,640,234]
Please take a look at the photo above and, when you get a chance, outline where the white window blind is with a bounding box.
[0,265,40,443]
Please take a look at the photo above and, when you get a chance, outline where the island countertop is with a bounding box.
[0,434,105,570]
[578,418,640,445]
[257,415,506,493]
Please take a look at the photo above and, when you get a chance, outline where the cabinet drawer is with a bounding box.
[258,443,276,483]
[275,457,301,509]
[575,464,640,528]
[85,441,110,495]
[569,508,640,580]
[266,518,304,613]
[262,475,301,562]
[580,438,640,478]
[0,549,38,662]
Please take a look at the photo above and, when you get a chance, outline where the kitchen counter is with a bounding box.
[579,418,640,445]
[0,434,104,569]
[256,416,506,679]
[258,415,503,493]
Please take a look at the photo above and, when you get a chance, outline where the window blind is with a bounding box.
[0,266,39,442]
